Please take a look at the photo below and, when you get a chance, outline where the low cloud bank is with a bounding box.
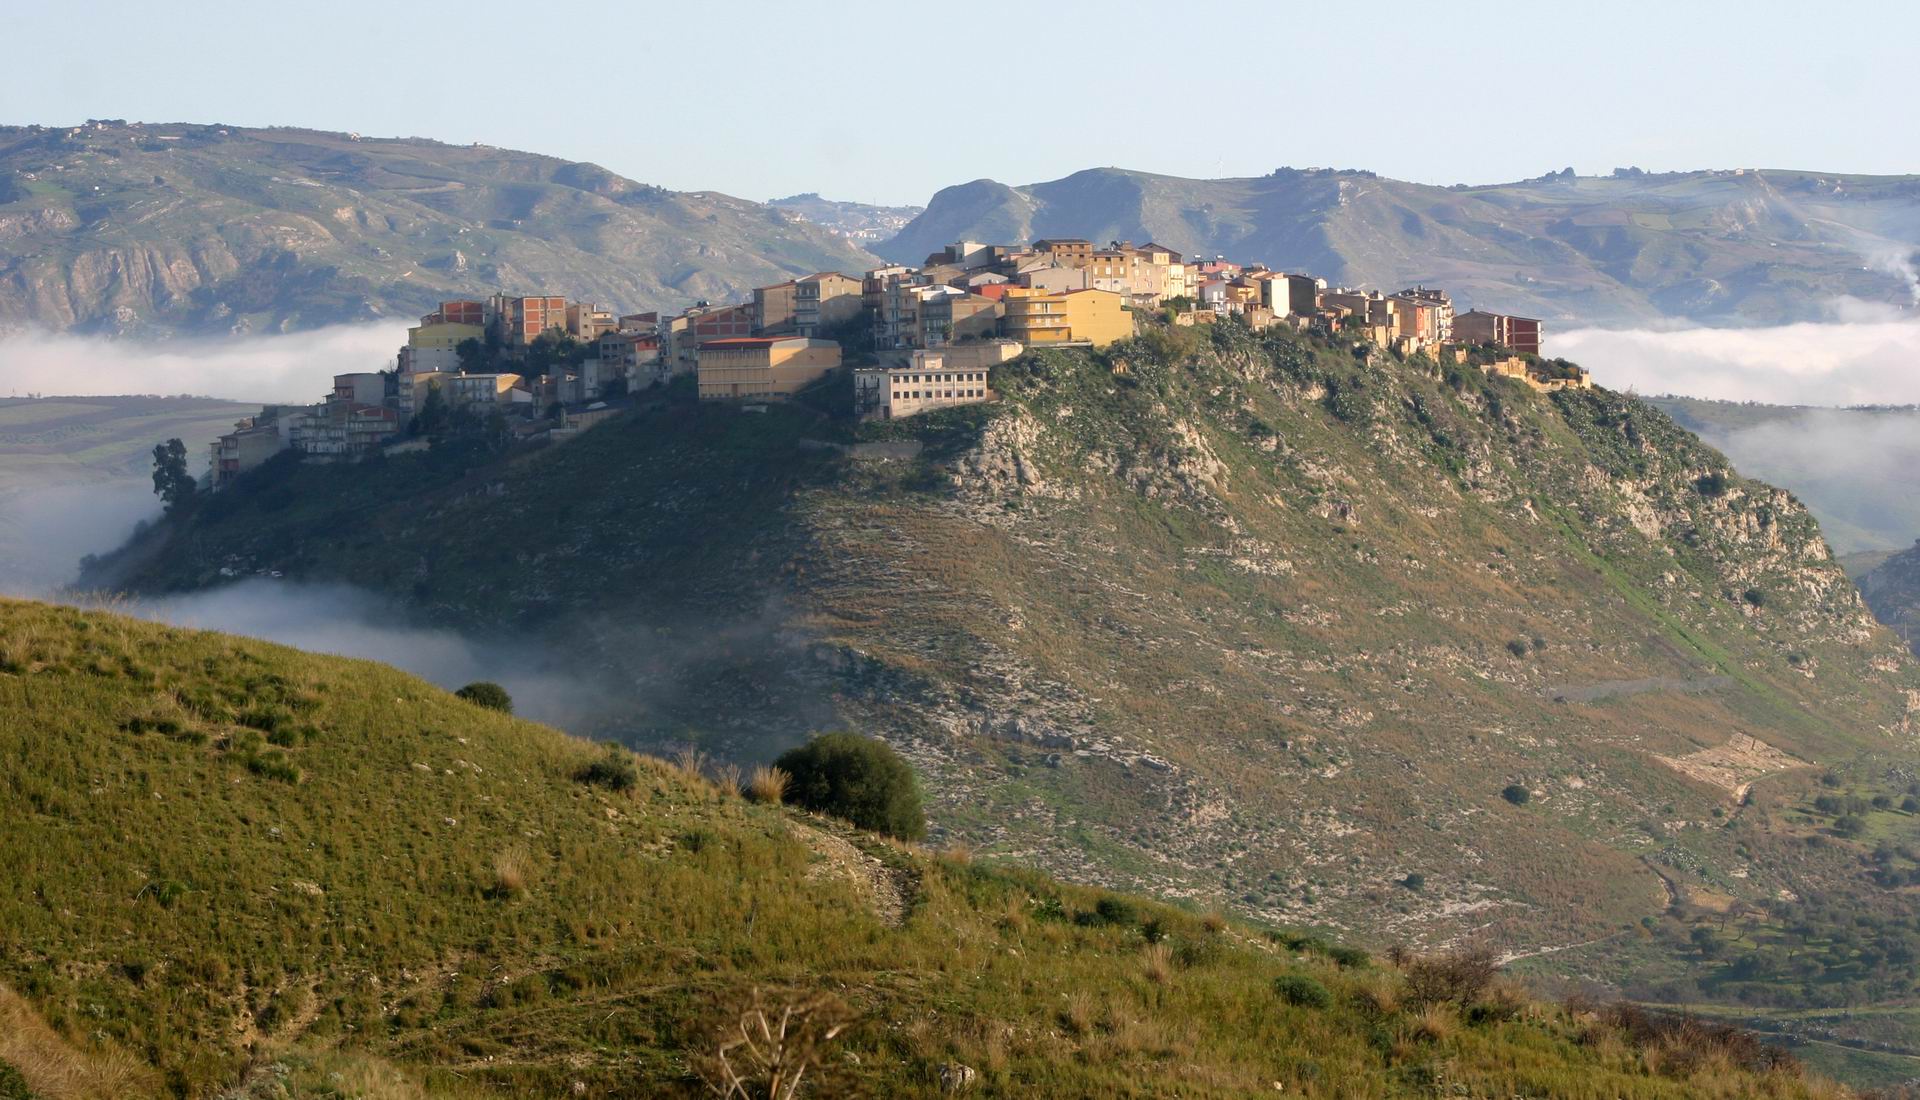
[1704,409,1920,554]
[1546,315,1920,406]
[0,324,408,403]
[84,580,606,731]
[0,482,162,598]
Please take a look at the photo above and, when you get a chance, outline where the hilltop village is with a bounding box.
[207,239,1587,487]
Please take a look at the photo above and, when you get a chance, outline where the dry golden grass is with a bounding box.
[1409,1002,1456,1044]
[0,984,154,1099]
[1348,970,1401,1017]
[745,764,791,804]
[1060,990,1097,1037]
[1199,911,1228,935]
[1141,942,1173,985]
[491,843,535,897]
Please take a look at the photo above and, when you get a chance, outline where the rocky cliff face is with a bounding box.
[0,122,878,336]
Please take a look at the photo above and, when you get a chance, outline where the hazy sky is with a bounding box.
[4,0,1914,206]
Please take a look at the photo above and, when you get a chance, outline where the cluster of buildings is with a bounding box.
[205,240,1576,488]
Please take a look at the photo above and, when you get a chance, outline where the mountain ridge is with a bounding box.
[0,121,880,336]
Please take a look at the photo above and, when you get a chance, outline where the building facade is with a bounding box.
[696,337,842,401]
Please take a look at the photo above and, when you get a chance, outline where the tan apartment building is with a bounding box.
[1033,238,1095,267]
[853,342,1020,420]
[1001,287,1132,347]
[447,372,527,409]
[918,288,1004,346]
[753,280,799,334]
[1262,273,1319,317]
[566,303,616,340]
[793,272,864,336]
[696,337,842,401]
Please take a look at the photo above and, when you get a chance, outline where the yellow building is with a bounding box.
[697,336,842,401]
[1001,287,1132,348]
[403,322,484,370]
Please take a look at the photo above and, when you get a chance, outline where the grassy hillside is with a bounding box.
[0,122,877,336]
[89,323,1920,1084]
[880,167,1920,325]
[0,597,1856,1099]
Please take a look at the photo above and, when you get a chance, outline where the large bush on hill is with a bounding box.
[455,681,513,713]
[775,732,926,840]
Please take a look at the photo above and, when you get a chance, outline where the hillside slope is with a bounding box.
[880,167,1920,325]
[0,122,878,336]
[92,322,1920,1005]
[1,598,1845,1099]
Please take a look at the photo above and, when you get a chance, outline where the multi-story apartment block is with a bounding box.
[753,280,799,335]
[490,295,570,346]
[1033,239,1095,267]
[852,341,1022,421]
[1001,287,1132,348]
[1454,309,1543,355]
[695,337,841,401]
[1395,287,1454,342]
[565,303,616,340]
[792,272,864,336]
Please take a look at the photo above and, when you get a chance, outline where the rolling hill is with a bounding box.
[0,122,879,337]
[0,596,1844,1098]
[81,324,1920,1087]
[879,167,1920,326]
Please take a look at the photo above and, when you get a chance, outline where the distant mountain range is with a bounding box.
[0,122,878,336]
[9,123,1920,336]
[768,192,921,242]
[879,167,1920,326]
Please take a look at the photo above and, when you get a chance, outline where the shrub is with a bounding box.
[575,752,638,791]
[775,732,925,840]
[455,681,513,713]
[744,765,791,804]
[1077,896,1140,928]
[1506,639,1530,658]
[1834,815,1867,838]
[1274,974,1332,1009]
[1403,948,1500,1008]
[1501,784,1531,806]
[1330,946,1370,969]
[1741,588,1766,608]
[1401,872,1426,891]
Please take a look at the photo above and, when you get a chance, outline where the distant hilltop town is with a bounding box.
[208,240,1584,488]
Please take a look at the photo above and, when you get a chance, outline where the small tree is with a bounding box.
[456,681,513,714]
[151,437,196,512]
[1501,784,1531,806]
[775,733,925,840]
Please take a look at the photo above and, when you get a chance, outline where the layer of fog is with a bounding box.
[0,482,162,597]
[1692,409,1920,554]
[76,580,607,732]
[0,323,408,403]
[1545,309,1920,406]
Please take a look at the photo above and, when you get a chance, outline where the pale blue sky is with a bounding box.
[5,0,1914,206]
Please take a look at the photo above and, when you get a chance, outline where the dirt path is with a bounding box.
[787,820,915,927]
